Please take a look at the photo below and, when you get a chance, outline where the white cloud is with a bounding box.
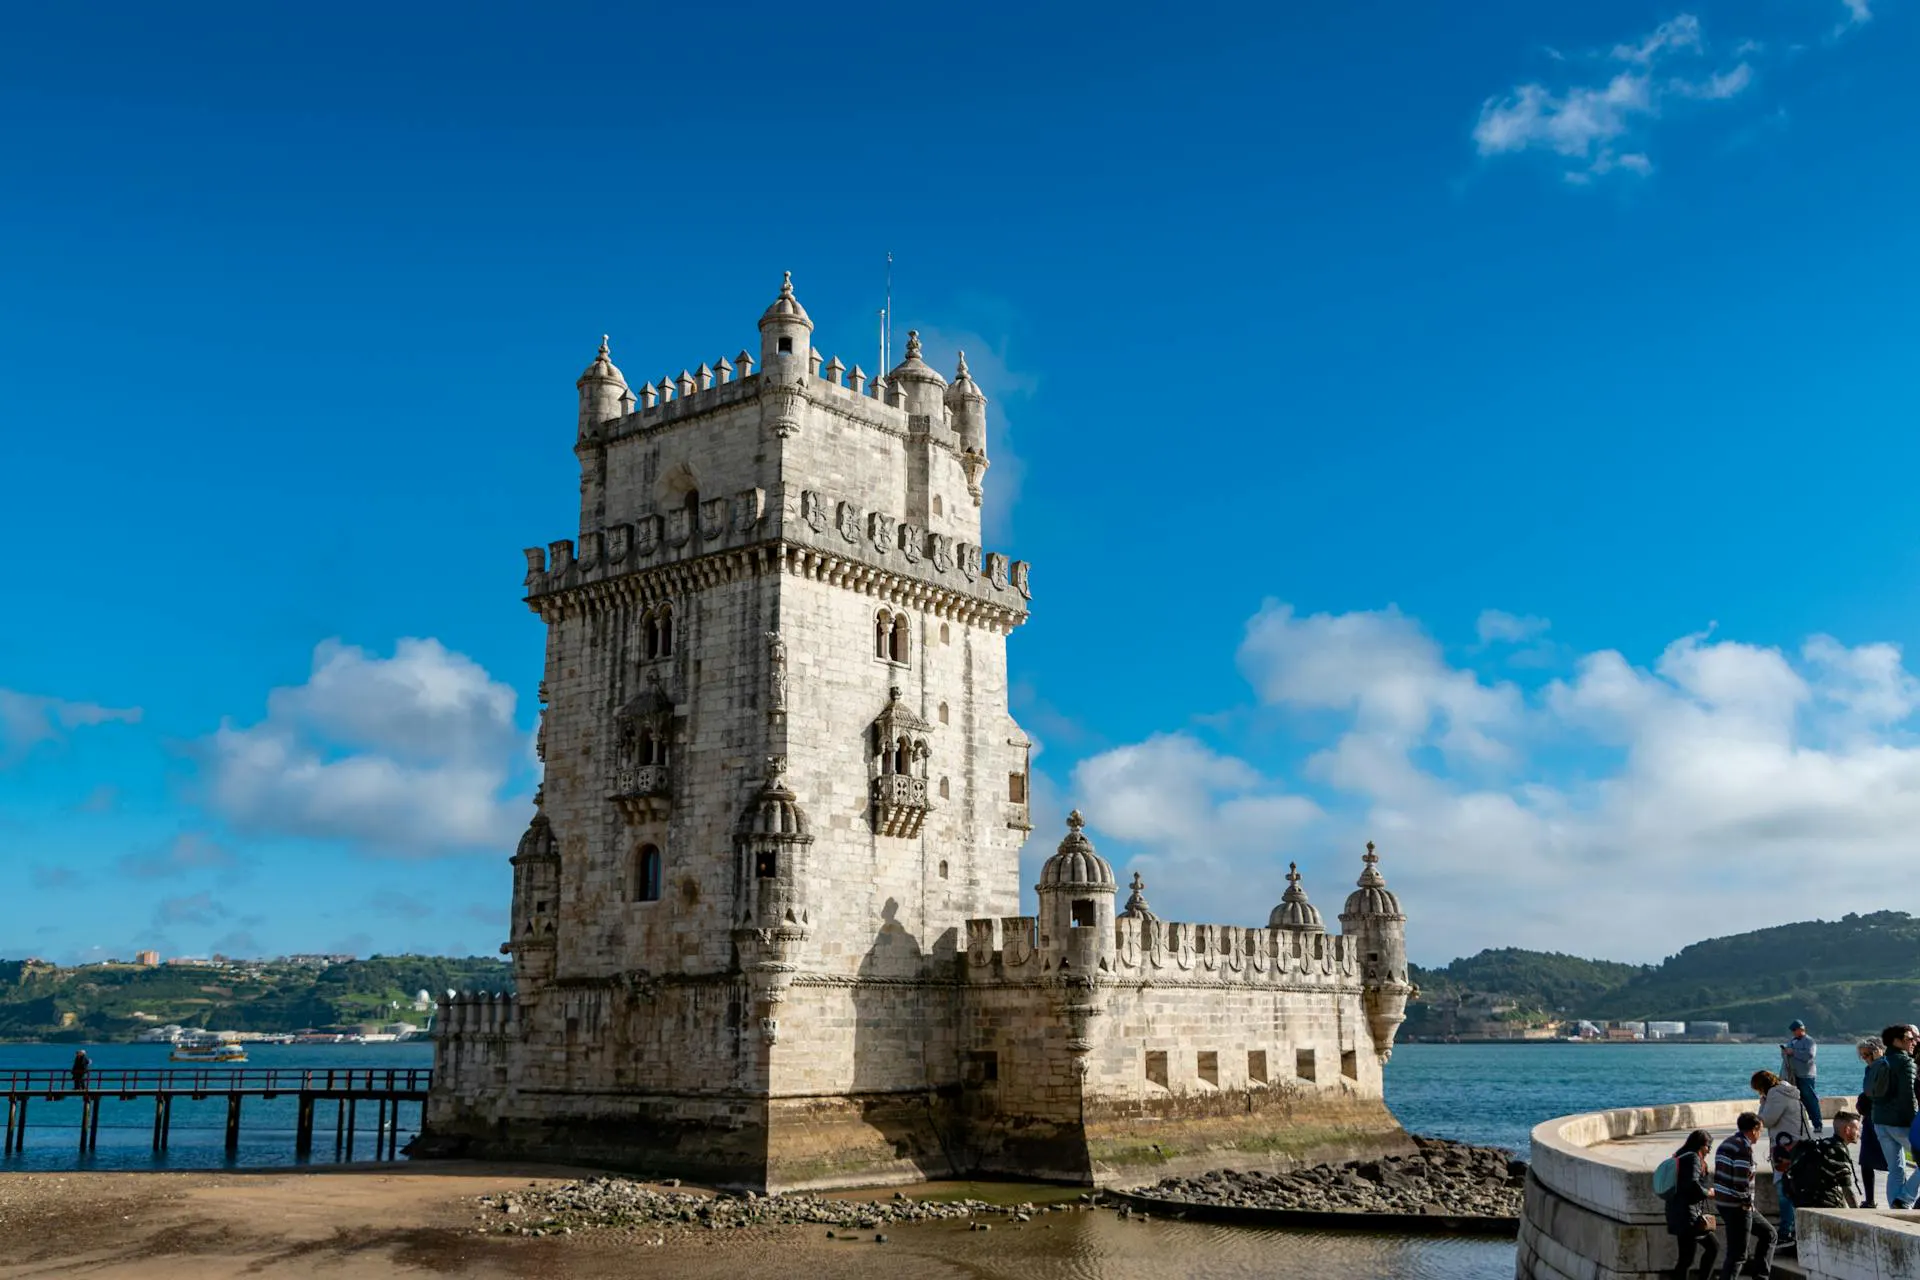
[1477,610,1551,645]
[1474,13,1755,182]
[1611,14,1703,63]
[1070,732,1320,874]
[1840,0,1871,26]
[0,689,141,763]
[1067,602,1920,964]
[120,833,241,880]
[200,638,531,857]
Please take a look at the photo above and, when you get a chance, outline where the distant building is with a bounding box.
[1690,1020,1731,1040]
[1645,1021,1686,1039]
[135,949,160,967]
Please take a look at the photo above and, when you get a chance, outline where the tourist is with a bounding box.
[1781,1020,1822,1134]
[1864,1024,1919,1209]
[1752,1069,1808,1245]
[1713,1112,1776,1279]
[1857,1036,1888,1208]
[1786,1111,1863,1210]
[1866,1026,1916,1204]
[1663,1129,1720,1280]
[69,1049,89,1092]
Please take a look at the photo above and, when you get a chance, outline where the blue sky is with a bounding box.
[3,1,1916,967]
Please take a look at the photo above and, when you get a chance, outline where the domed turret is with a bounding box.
[1338,841,1412,1063]
[1268,863,1325,932]
[1038,810,1115,892]
[1036,811,1117,976]
[944,349,988,456]
[885,330,948,417]
[505,809,561,986]
[1341,842,1403,920]
[758,271,814,370]
[577,336,633,435]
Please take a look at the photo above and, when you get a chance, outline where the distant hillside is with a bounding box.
[0,955,513,1042]
[1407,912,1920,1038]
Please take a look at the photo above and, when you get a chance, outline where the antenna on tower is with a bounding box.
[879,251,893,374]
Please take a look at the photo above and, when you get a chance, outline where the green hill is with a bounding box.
[0,955,513,1042]
[1408,912,1920,1039]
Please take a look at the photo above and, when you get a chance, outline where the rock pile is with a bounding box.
[1134,1137,1526,1219]
[475,1179,1095,1237]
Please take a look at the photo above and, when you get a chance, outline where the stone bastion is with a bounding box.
[1519,1098,1920,1280]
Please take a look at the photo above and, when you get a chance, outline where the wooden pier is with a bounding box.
[0,1067,431,1161]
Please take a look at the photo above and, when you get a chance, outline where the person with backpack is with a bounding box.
[1713,1112,1776,1279]
[1753,1069,1810,1246]
[1865,1023,1919,1209]
[1785,1110,1863,1210]
[1657,1128,1720,1280]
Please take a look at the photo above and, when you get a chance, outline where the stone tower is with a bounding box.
[430,274,1035,1188]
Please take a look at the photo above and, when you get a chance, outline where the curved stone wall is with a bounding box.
[1518,1099,1796,1280]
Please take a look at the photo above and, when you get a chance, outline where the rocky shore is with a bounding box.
[474,1179,1094,1237]
[1131,1136,1526,1218]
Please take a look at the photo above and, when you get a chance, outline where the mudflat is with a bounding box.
[0,1164,1051,1279]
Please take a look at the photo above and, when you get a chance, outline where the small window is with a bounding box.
[966,1050,998,1085]
[938,702,949,725]
[1248,1050,1268,1084]
[1144,1050,1169,1089]
[932,495,943,516]
[645,606,674,659]
[778,336,793,354]
[1008,772,1028,804]
[1070,899,1096,928]
[1296,1048,1316,1082]
[938,860,949,880]
[533,899,548,914]
[755,850,778,879]
[940,623,950,645]
[939,777,950,799]
[874,611,891,660]
[1341,1050,1359,1081]
[890,616,910,664]
[1197,1051,1219,1087]
[635,845,662,902]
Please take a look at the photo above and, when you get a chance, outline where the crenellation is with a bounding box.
[429,272,1410,1192]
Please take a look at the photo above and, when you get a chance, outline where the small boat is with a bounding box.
[170,1037,247,1063]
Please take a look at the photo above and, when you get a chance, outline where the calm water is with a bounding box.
[0,1039,1803,1279]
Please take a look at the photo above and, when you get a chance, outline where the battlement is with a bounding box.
[582,345,963,449]
[962,915,1362,986]
[438,991,519,1038]
[521,485,1031,624]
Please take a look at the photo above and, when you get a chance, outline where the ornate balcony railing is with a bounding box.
[612,765,671,822]
[871,773,930,838]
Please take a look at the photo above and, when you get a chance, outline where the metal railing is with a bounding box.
[0,1067,432,1097]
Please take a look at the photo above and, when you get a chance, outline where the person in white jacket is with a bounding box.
[1754,1069,1811,1246]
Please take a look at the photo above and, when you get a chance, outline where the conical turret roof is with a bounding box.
[1268,862,1325,931]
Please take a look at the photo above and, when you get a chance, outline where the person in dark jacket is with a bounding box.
[1858,1036,1888,1207]
[1714,1113,1775,1279]
[1789,1111,1863,1209]
[1664,1128,1721,1280]
[69,1049,89,1092]
[1865,1024,1919,1209]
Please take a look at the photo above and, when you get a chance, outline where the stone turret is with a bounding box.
[1120,870,1158,922]
[1268,862,1325,933]
[732,757,814,1047]
[576,336,633,436]
[945,349,989,504]
[1036,810,1116,976]
[758,271,813,370]
[886,330,948,418]
[1338,841,1413,1061]
[503,808,560,986]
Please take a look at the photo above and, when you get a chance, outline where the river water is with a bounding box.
[0,1039,1812,1278]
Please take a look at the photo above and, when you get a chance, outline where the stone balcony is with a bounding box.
[611,765,671,823]
[870,774,929,838]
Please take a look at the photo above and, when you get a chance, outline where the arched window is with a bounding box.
[938,702,949,725]
[893,736,911,776]
[874,611,892,660]
[644,605,674,660]
[940,623,950,645]
[938,859,949,879]
[635,845,662,903]
[637,729,664,767]
[939,777,950,799]
[889,615,910,664]
[932,495,943,516]
[683,489,700,541]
